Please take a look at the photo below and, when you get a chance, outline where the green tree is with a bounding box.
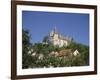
[42,36,49,43]
[22,29,33,69]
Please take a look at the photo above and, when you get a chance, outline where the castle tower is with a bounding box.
[54,26,58,34]
[50,26,58,37]
[54,26,56,32]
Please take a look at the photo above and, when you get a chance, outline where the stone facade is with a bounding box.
[49,27,72,47]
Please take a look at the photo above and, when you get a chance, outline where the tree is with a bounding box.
[22,29,33,69]
[42,36,49,43]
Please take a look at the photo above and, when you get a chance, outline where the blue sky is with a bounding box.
[22,11,89,45]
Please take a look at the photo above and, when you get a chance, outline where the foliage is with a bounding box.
[22,29,33,69]
[22,30,89,68]
[42,36,49,43]
[68,42,89,65]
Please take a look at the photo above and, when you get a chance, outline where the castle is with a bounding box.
[48,27,73,47]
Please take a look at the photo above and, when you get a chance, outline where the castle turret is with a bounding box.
[50,30,54,37]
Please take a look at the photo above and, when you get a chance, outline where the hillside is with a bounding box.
[22,29,89,69]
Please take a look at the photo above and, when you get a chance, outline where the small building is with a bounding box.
[73,49,80,56]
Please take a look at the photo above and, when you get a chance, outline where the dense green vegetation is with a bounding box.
[22,29,33,69]
[22,29,89,69]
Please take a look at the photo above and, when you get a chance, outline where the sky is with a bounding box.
[22,11,89,46]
